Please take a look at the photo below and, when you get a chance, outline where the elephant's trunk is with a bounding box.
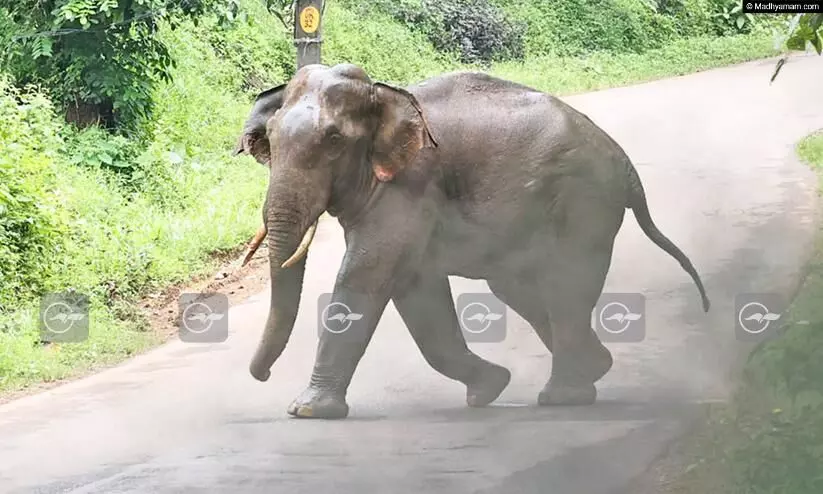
[248,213,312,382]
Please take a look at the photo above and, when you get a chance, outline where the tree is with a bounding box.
[0,1,237,134]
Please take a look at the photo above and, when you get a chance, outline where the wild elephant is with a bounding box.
[232,63,710,419]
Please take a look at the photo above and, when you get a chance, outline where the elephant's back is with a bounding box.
[409,71,628,181]
[408,72,631,243]
[409,72,581,188]
[409,72,576,156]
[409,71,559,121]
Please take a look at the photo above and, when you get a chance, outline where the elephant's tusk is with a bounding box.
[241,224,268,267]
[281,220,318,268]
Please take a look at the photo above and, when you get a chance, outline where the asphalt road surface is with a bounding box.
[2,55,822,494]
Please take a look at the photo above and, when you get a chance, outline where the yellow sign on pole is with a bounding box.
[295,0,322,68]
[299,6,320,34]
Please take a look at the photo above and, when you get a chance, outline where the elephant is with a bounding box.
[232,63,711,420]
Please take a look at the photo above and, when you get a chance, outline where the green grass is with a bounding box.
[0,71,269,392]
[491,33,777,95]
[323,2,459,84]
[0,12,272,394]
[0,0,785,397]
[798,130,823,170]
[657,130,823,494]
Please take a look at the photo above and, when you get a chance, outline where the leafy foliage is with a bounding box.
[708,0,756,34]
[360,0,526,64]
[492,0,679,57]
[493,32,775,95]
[1,0,232,134]
[0,78,66,311]
[0,15,270,390]
[783,13,823,53]
[771,13,823,82]
[65,127,139,173]
[655,0,713,37]
[0,0,788,136]
[323,1,458,82]
[199,2,295,94]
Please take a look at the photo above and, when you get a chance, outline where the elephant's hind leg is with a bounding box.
[392,272,511,407]
[539,258,615,407]
[488,273,609,406]
[488,276,553,353]
[537,258,614,406]
[536,202,622,406]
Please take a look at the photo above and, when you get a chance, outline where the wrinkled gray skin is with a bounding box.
[233,63,711,420]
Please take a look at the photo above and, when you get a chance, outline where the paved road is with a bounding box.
[1,55,822,494]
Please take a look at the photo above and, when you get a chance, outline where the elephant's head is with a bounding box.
[233,63,437,381]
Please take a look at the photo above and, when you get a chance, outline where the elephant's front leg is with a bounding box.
[392,271,511,407]
[286,263,392,419]
[287,229,404,419]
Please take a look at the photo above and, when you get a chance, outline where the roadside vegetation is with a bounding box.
[656,131,823,494]
[0,0,811,395]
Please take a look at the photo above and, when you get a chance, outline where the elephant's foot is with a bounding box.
[466,364,511,407]
[538,381,597,406]
[584,342,614,384]
[538,341,612,406]
[287,386,349,419]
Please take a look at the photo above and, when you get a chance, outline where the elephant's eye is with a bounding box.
[325,126,343,146]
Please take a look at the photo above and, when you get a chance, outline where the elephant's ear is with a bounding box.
[370,82,438,182]
[233,83,288,166]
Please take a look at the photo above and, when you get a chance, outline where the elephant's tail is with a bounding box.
[627,164,711,312]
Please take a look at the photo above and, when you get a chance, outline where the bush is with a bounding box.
[200,1,295,96]
[363,0,526,65]
[491,32,775,94]
[64,126,140,175]
[324,1,459,83]
[657,0,714,36]
[0,9,271,391]
[0,78,66,311]
[0,1,232,135]
[705,0,786,36]
[494,0,677,57]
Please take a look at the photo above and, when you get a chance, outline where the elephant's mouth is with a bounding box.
[241,220,318,268]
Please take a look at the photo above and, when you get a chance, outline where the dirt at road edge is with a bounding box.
[0,237,274,406]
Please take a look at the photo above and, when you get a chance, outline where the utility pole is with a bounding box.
[294,0,323,69]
